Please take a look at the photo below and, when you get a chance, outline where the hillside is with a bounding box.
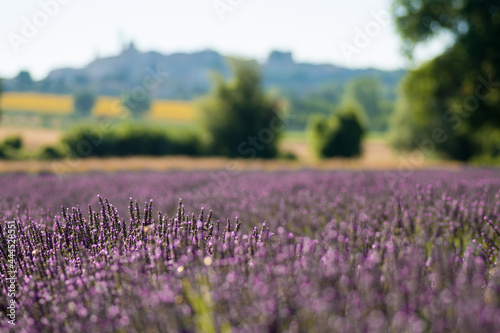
[3,43,405,100]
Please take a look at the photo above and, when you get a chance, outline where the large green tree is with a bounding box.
[197,58,281,158]
[390,0,500,160]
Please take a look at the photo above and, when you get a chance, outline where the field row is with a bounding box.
[1,171,499,331]
[0,93,195,122]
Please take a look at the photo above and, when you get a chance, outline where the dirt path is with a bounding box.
[0,127,61,150]
[0,154,463,174]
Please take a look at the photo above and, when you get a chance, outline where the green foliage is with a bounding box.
[0,135,24,159]
[391,0,500,161]
[182,278,218,333]
[309,103,365,158]
[197,58,281,158]
[278,151,297,161]
[73,90,97,118]
[342,77,394,132]
[121,91,151,118]
[389,58,475,160]
[61,122,203,158]
[2,136,22,149]
[285,84,344,131]
[36,145,67,160]
[286,78,396,132]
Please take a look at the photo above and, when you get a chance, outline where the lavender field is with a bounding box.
[1,170,500,332]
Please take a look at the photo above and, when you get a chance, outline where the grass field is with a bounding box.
[0,126,462,174]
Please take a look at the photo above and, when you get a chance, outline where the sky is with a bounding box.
[0,0,454,80]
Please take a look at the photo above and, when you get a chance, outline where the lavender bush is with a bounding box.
[1,170,500,332]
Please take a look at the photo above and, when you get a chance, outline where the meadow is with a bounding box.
[1,170,500,332]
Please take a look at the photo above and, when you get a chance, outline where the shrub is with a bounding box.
[0,135,24,159]
[61,122,204,158]
[309,103,365,158]
[2,135,22,149]
[36,145,66,160]
[278,151,297,160]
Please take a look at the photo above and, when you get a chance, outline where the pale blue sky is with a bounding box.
[0,0,453,80]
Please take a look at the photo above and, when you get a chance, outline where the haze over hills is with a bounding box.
[3,42,405,100]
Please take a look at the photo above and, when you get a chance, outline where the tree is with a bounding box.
[309,103,365,158]
[390,58,475,160]
[390,0,500,160]
[342,77,393,132]
[197,58,282,158]
[73,90,97,118]
[121,91,151,118]
[14,70,34,91]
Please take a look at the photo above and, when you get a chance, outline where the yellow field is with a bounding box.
[1,92,195,122]
[92,96,124,117]
[149,100,194,122]
[1,93,73,114]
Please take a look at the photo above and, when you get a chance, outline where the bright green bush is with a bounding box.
[2,136,22,150]
[36,145,67,160]
[309,104,365,158]
[0,135,24,159]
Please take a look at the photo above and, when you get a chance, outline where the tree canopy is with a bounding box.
[391,0,500,160]
[197,58,281,158]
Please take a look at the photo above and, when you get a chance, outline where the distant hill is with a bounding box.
[3,43,405,100]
